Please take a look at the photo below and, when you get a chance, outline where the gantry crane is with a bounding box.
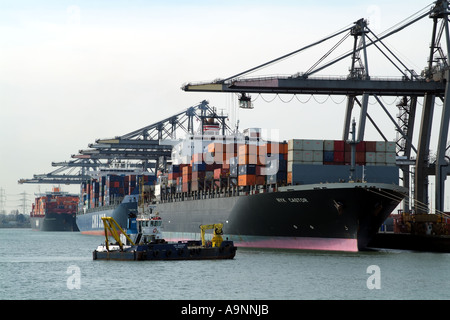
[19,100,233,185]
[182,1,450,214]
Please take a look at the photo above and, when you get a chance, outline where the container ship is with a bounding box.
[76,121,407,252]
[30,187,79,231]
[76,164,156,235]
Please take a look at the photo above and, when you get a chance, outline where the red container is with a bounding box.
[214,168,229,179]
[356,151,366,164]
[333,151,345,163]
[356,141,366,152]
[344,141,365,152]
[334,140,345,151]
[365,141,377,152]
[255,175,265,185]
[192,171,206,180]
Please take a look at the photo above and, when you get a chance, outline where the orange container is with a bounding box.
[192,153,203,164]
[238,174,256,186]
[238,154,258,165]
[287,172,292,184]
[238,144,257,155]
[208,142,224,153]
[182,165,192,176]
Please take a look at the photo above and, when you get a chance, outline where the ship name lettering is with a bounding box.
[288,198,308,203]
[275,197,308,203]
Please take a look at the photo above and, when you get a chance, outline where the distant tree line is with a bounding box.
[0,210,31,228]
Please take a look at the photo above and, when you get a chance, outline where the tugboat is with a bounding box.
[92,212,237,261]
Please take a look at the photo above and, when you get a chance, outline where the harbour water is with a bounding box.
[1,228,449,301]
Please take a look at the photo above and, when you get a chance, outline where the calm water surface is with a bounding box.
[1,228,449,300]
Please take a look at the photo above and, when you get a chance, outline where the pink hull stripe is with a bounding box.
[81,230,107,236]
[234,237,358,252]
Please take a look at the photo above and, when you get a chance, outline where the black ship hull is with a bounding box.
[93,240,236,261]
[31,212,79,232]
[154,182,407,252]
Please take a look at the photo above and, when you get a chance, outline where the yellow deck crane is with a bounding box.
[200,223,224,248]
[101,217,135,251]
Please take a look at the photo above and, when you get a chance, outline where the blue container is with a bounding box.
[168,165,180,173]
[192,162,206,172]
[324,151,334,162]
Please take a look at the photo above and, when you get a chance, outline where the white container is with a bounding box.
[303,139,324,151]
[302,151,313,162]
[323,140,334,151]
[288,139,303,151]
[313,151,323,162]
[288,150,303,161]
[375,152,386,164]
[385,152,396,165]
[366,152,376,164]
[376,141,386,152]
[386,141,396,152]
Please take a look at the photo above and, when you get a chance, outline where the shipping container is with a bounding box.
[376,152,386,164]
[324,140,334,151]
[192,171,206,180]
[266,159,287,173]
[365,152,376,164]
[182,182,190,193]
[386,141,396,152]
[289,164,399,185]
[323,151,334,162]
[334,140,345,151]
[256,175,266,185]
[313,151,323,163]
[365,141,376,152]
[238,154,258,165]
[238,144,258,155]
[302,139,323,151]
[385,152,396,165]
[288,139,303,151]
[345,141,365,152]
[214,168,230,179]
[208,142,224,153]
[239,164,257,175]
[356,151,365,164]
[192,162,206,172]
[238,174,256,186]
[266,171,287,184]
[376,141,386,152]
[333,151,345,163]
[288,150,303,161]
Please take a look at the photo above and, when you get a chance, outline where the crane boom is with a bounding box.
[200,223,224,248]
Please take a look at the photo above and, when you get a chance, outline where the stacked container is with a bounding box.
[287,139,398,184]
[182,165,191,193]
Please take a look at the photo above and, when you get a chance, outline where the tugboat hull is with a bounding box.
[93,240,236,261]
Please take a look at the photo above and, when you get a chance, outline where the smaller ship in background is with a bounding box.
[30,186,79,231]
